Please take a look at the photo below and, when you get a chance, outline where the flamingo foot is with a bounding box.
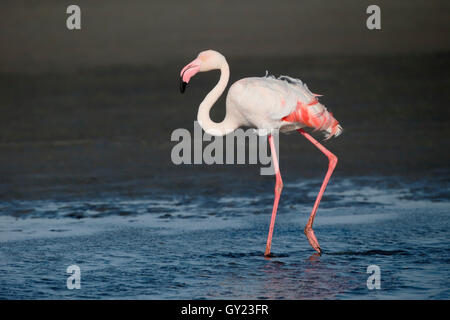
[304,227,322,254]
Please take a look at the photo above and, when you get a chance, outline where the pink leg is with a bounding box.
[297,129,338,254]
[265,134,283,256]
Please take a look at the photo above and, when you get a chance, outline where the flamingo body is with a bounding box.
[180,50,342,255]
[227,76,342,138]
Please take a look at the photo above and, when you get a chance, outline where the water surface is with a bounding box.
[1,176,448,299]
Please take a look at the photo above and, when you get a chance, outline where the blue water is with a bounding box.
[0,176,449,299]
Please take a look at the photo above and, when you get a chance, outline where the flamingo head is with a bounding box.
[179,50,225,93]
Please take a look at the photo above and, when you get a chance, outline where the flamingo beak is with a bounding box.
[180,78,187,93]
[179,58,202,94]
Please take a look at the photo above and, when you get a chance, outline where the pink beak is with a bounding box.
[180,58,201,93]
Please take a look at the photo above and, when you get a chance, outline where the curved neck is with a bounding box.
[197,61,238,136]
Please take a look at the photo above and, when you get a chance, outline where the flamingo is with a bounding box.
[179,50,343,256]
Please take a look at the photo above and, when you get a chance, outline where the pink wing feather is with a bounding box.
[263,74,343,139]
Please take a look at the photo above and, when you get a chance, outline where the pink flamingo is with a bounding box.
[180,50,342,256]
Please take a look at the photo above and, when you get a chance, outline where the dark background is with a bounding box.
[0,0,449,199]
[1,1,449,72]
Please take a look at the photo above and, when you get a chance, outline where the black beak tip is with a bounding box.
[180,78,187,94]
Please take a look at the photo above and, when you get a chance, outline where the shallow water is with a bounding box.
[0,176,449,299]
